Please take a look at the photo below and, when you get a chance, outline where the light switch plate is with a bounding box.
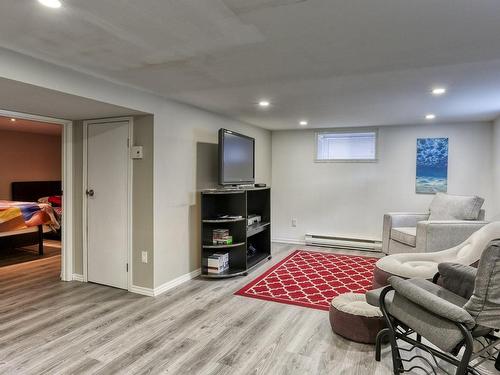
[141,251,148,263]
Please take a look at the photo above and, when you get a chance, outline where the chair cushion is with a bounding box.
[464,241,500,330]
[367,279,438,308]
[391,227,416,247]
[389,292,465,352]
[376,255,441,280]
[390,277,474,327]
[428,193,484,221]
[366,287,394,308]
[438,263,477,299]
[331,292,382,317]
[388,277,476,352]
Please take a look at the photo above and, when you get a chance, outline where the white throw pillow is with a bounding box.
[428,193,484,221]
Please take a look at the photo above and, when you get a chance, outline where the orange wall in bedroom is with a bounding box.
[0,130,62,200]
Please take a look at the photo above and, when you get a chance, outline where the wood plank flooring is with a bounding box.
[2,243,495,374]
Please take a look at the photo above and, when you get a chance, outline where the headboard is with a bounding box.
[11,181,62,202]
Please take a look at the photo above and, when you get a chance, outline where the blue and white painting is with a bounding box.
[416,138,448,194]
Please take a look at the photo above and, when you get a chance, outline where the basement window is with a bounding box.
[315,130,377,162]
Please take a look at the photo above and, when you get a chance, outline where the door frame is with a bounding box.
[82,117,133,290]
[0,109,74,281]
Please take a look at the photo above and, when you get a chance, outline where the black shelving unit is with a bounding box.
[201,187,271,278]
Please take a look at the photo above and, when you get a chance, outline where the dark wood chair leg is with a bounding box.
[38,225,44,256]
[495,351,500,371]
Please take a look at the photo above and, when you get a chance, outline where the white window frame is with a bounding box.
[314,128,378,163]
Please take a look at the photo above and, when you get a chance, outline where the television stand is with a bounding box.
[200,187,271,278]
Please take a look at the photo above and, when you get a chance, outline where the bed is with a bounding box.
[12,181,63,240]
[0,181,61,256]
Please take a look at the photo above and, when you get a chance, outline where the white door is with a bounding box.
[86,119,130,289]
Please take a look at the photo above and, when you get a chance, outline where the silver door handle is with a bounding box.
[86,189,95,197]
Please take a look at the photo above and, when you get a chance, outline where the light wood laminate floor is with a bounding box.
[6,243,489,375]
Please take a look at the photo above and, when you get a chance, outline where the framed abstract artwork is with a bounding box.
[416,138,448,194]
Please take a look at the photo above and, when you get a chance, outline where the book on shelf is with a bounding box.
[212,229,232,245]
[203,252,229,274]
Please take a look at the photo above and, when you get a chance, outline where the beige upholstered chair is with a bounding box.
[382,193,487,255]
[373,221,500,288]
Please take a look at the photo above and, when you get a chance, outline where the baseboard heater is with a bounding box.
[305,234,382,252]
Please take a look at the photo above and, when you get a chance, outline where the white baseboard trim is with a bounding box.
[130,268,202,297]
[273,238,383,253]
[72,273,84,282]
[130,284,155,297]
[272,238,306,246]
[154,268,201,296]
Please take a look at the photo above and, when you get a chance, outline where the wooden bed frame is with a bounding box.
[0,226,45,255]
[0,181,62,256]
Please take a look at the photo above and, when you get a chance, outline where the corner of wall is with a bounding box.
[132,115,155,289]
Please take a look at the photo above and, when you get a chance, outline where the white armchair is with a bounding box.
[382,193,487,255]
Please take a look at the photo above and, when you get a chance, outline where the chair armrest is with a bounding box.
[389,276,476,328]
[385,212,430,227]
[416,220,489,253]
[437,263,477,299]
[382,213,429,253]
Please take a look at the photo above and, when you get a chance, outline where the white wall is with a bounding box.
[152,104,271,287]
[272,122,494,242]
[0,129,61,199]
[0,48,272,289]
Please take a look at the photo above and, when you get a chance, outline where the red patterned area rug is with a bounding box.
[235,250,378,311]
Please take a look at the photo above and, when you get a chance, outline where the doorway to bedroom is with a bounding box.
[0,112,70,281]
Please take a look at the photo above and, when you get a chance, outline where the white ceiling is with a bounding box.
[0,116,61,135]
[0,0,500,129]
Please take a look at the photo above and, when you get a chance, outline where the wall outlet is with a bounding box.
[141,251,148,263]
[291,218,297,227]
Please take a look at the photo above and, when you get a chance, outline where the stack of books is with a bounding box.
[212,229,233,245]
[204,253,229,274]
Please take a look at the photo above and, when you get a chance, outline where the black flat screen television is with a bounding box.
[218,128,255,185]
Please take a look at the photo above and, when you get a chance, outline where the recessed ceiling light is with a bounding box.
[38,0,62,8]
[425,114,436,120]
[258,100,270,108]
[431,87,447,96]
[10,118,16,122]
[299,120,308,126]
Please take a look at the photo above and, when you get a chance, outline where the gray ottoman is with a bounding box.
[329,293,386,344]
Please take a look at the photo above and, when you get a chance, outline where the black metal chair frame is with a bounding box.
[376,273,500,375]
